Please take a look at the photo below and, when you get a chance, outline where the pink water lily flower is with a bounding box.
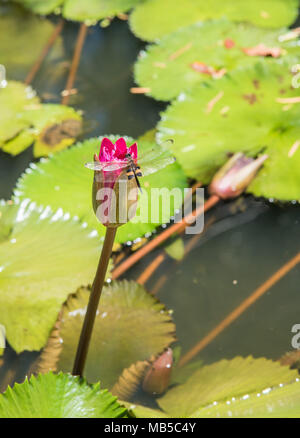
[93,137,137,189]
[92,137,139,227]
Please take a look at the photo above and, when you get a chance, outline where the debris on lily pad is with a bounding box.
[134,19,300,101]
[130,0,299,41]
[0,81,82,156]
[158,62,300,201]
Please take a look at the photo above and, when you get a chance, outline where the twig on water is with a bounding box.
[112,194,219,280]
[25,19,64,85]
[179,251,300,367]
[61,23,87,105]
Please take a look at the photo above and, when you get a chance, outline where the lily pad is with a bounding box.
[0,372,127,418]
[129,356,300,417]
[14,0,65,15]
[129,0,299,42]
[35,281,176,390]
[0,200,101,353]
[191,380,300,417]
[0,2,63,76]
[134,19,300,101]
[63,0,143,23]
[158,62,300,201]
[14,135,187,243]
[165,238,184,261]
[0,81,82,156]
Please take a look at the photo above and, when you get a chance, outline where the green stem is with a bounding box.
[72,226,117,376]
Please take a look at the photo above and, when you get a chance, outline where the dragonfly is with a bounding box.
[85,140,175,193]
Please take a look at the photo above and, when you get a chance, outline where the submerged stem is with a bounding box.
[72,226,117,377]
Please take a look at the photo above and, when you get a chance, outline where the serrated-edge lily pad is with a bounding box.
[63,0,142,23]
[190,379,300,417]
[35,281,176,390]
[157,356,299,417]
[0,200,102,353]
[0,81,82,156]
[158,62,300,201]
[111,359,151,400]
[14,135,187,243]
[134,19,300,101]
[14,0,65,15]
[129,0,300,42]
[0,2,63,73]
[0,372,127,418]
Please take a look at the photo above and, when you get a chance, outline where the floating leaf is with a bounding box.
[165,238,184,261]
[134,19,300,101]
[63,0,142,22]
[111,360,151,400]
[129,356,299,417]
[0,81,82,156]
[191,380,300,418]
[14,136,187,243]
[0,372,127,418]
[157,356,299,417]
[158,62,300,201]
[130,0,299,41]
[124,401,168,418]
[36,281,176,390]
[0,2,63,75]
[0,200,101,353]
[14,0,65,15]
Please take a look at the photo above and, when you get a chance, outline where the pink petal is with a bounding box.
[128,142,138,159]
[99,137,115,162]
[115,138,128,159]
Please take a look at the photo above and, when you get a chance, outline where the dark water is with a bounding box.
[0,3,299,392]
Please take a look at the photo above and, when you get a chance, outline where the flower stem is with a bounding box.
[72,226,117,377]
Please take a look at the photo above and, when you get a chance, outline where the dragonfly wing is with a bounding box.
[141,156,176,176]
[84,161,128,171]
[84,162,106,171]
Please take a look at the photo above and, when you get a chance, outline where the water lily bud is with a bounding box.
[209,153,268,200]
[142,348,173,395]
[92,137,139,227]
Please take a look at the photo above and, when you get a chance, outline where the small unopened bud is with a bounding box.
[142,348,173,395]
[209,153,268,200]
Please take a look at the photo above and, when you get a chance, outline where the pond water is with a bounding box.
[0,3,299,393]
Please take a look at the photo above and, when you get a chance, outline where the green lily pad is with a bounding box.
[158,62,300,201]
[0,372,127,418]
[14,135,187,243]
[129,0,299,42]
[36,281,176,390]
[124,402,168,418]
[191,380,300,417]
[0,2,63,75]
[14,0,65,15]
[129,356,299,417]
[134,19,300,101]
[0,200,101,353]
[165,238,185,261]
[63,0,142,23]
[0,81,82,156]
